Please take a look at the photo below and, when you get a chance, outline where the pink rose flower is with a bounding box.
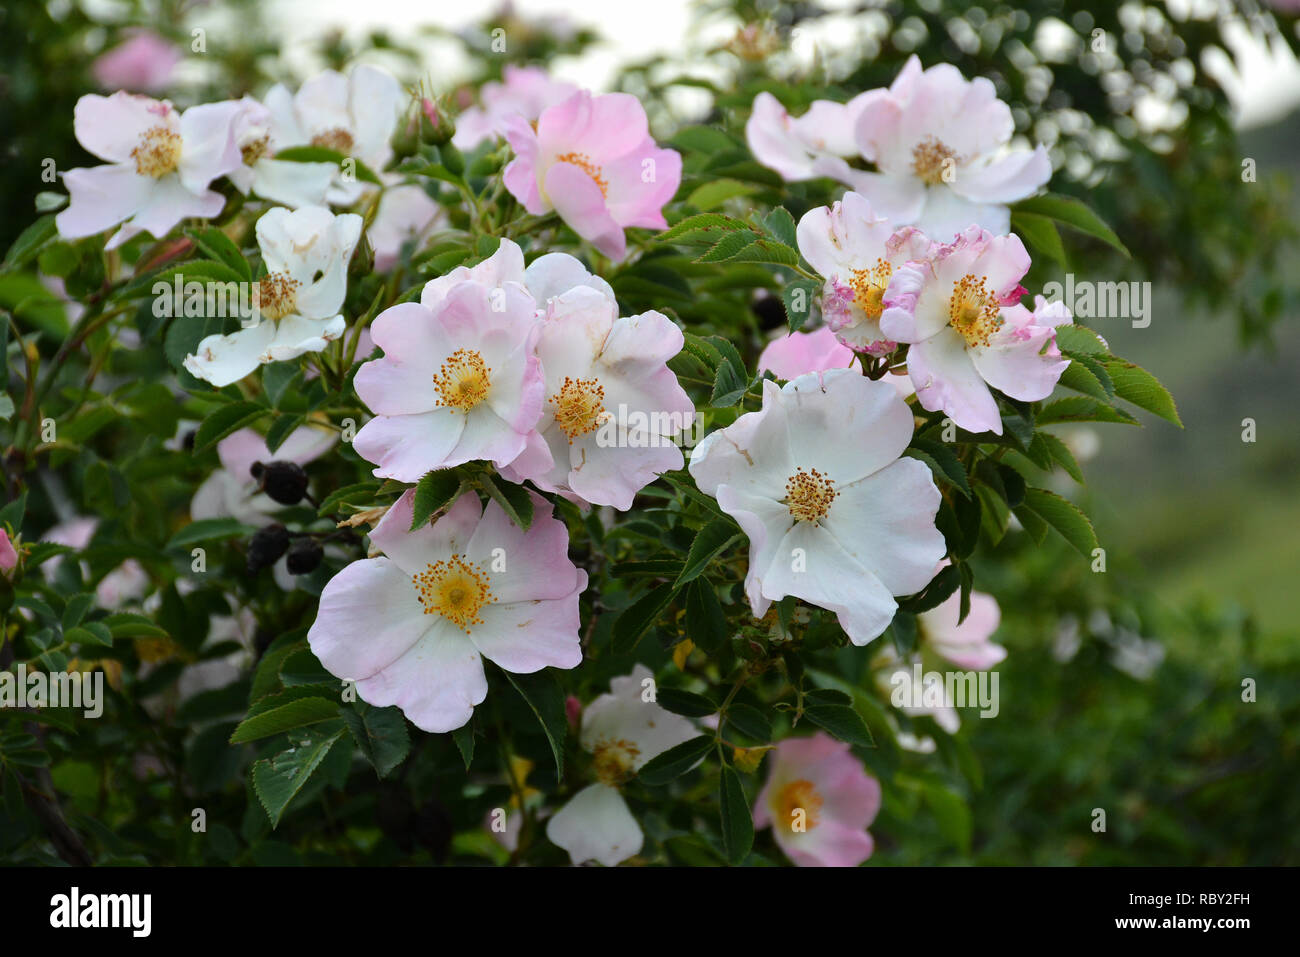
[920,587,1007,671]
[881,231,1069,435]
[92,31,182,94]
[56,93,245,249]
[353,280,545,482]
[308,488,586,733]
[503,90,682,260]
[758,327,857,380]
[754,732,882,867]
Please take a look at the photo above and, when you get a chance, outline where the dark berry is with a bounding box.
[246,523,290,574]
[252,460,310,506]
[285,537,324,575]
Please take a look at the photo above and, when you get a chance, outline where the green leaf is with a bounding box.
[1036,432,1085,483]
[193,401,267,453]
[410,470,463,530]
[103,612,169,640]
[718,765,753,865]
[504,670,567,780]
[1058,356,1113,400]
[341,703,410,779]
[676,519,741,585]
[1022,488,1099,557]
[782,279,820,333]
[1054,325,1109,355]
[724,239,800,267]
[484,476,535,530]
[230,696,340,744]
[656,688,717,718]
[761,207,798,248]
[1038,397,1138,426]
[1103,358,1182,426]
[1014,193,1130,257]
[186,226,251,281]
[803,703,875,747]
[252,723,347,827]
[316,481,382,517]
[64,622,113,649]
[451,723,475,770]
[724,703,772,742]
[687,178,759,210]
[166,517,253,550]
[684,579,729,654]
[658,213,749,245]
[60,593,94,631]
[898,563,962,614]
[694,229,759,263]
[3,215,57,270]
[906,440,972,499]
[638,735,714,785]
[612,582,680,655]
[1010,211,1066,266]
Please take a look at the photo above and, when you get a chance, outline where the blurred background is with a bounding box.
[2,0,1297,863]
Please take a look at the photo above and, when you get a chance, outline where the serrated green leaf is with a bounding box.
[1022,488,1098,557]
[719,765,753,864]
[504,670,567,780]
[251,724,346,827]
[230,696,340,744]
[676,519,741,585]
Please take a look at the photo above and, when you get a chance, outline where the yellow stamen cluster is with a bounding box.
[555,151,609,198]
[131,126,182,178]
[591,738,641,786]
[947,273,1004,347]
[785,467,836,524]
[911,136,959,185]
[257,271,301,321]
[311,127,355,154]
[774,779,823,833]
[551,376,607,442]
[433,349,492,412]
[412,555,493,632]
[848,258,893,320]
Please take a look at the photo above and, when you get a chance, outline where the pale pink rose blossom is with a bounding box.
[882,231,1068,435]
[754,732,882,867]
[262,65,405,206]
[689,370,945,646]
[353,280,545,481]
[749,57,1051,240]
[547,665,697,866]
[92,31,182,94]
[420,237,614,312]
[796,191,933,354]
[56,93,245,249]
[223,96,336,209]
[503,90,682,260]
[453,65,578,150]
[920,586,1006,671]
[503,287,694,510]
[369,180,444,271]
[308,488,586,733]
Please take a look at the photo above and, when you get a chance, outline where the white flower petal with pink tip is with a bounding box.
[308,489,585,734]
[56,93,244,248]
[689,370,944,645]
[506,288,693,510]
[353,280,545,481]
[754,732,881,867]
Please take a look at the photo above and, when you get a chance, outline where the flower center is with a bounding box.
[131,126,182,178]
[433,349,492,412]
[947,274,1004,348]
[412,555,493,632]
[257,271,300,321]
[911,136,959,186]
[555,151,608,198]
[591,738,641,786]
[774,779,822,833]
[848,258,893,320]
[311,127,355,154]
[241,134,271,166]
[784,468,836,524]
[551,376,607,442]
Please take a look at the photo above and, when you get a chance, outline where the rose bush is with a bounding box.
[1,0,1297,867]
